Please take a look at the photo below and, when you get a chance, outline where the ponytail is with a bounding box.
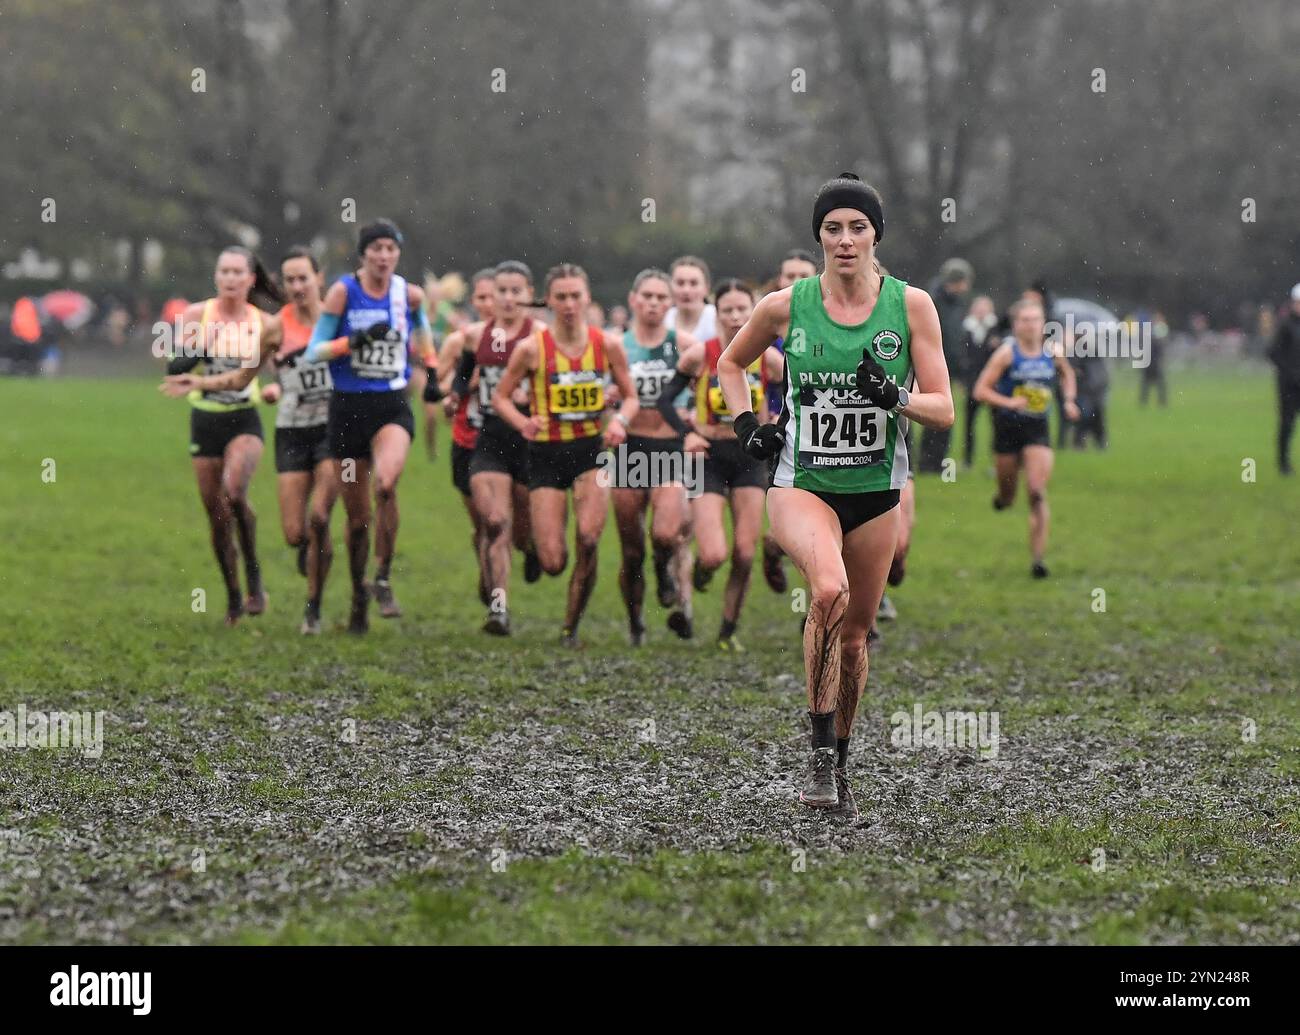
[220,245,283,312]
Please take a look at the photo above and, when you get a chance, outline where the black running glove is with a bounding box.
[855,349,899,410]
[349,321,390,351]
[422,376,444,403]
[166,354,201,375]
[273,344,307,369]
[733,410,785,460]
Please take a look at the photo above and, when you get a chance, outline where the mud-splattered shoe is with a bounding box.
[800,747,839,808]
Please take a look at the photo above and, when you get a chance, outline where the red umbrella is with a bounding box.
[41,290,95,330]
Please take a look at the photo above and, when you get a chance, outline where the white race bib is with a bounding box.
[796,385,888,469]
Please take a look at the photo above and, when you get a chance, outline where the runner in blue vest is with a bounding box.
[303,219,434,633]
[973,296,1079,578]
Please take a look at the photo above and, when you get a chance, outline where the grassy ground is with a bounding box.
[1,365,1297,944]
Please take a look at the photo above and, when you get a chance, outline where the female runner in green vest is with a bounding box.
[718,174,953,817]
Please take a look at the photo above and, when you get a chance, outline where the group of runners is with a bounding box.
[160,174,1077,816]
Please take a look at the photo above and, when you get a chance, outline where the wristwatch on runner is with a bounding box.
[891,386,910,415]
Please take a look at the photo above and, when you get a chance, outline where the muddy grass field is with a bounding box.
[1,368,1297,944]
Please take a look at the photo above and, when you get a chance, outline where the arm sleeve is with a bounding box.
[304,311,344,364]
[451,347,477,397]
[655,370,693,435]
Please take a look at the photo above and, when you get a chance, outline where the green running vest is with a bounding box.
[772,274,912,493]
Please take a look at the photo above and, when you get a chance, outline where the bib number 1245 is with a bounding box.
[798,402,887,468]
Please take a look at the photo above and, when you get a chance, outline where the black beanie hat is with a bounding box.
[812,173,884,245]
[357,218,404,255]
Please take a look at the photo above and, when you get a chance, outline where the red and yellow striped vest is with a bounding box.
[530,326,607,443]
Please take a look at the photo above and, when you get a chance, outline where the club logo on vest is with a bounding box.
[872,329,902,361]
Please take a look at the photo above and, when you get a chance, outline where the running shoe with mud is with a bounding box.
[300,602,322,636]
[667,610,693,640]
[245,586,268,616]
[762,542,788,593]
[653,554,678,609]
[371,577,402,618]
[483,609,510,636]
[800,747,839,808]
[523,546,542,584]
[347,588,369,635]
[827,767,859,819]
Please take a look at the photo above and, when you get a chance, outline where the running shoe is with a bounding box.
[827,767,859,819]
[800,747,839,808]
[300,608,322,636]
[653,554,678,609]
[629,620,646,647]
[523,547,542,583]
[560,627,580,649]
[347,589,369,635]
[371,577,402,618]
[992,496,1012,511]
[1031,561,1049,579]
[667,610,694,640]
[717,634,743,653]
[483,611,510,636]
[245,588,268,616]
[762,542,788,594]
[224,599,244,628]
[877,593,897,622]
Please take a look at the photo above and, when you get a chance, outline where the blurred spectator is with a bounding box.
[586,302,606,329]
[161,296,188,327]
[1268,283,1300,475]
[918,257,973,473]
[607,304,629,332]
[1188,312,1211,351]
[1071,350,1109,449]
[4,296,47,375]
[959,294,999,466]
[426,271,467,342]
[1139,309,1169,407]
[105,302,130,348]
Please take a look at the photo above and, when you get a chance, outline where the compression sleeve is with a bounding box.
[655,369,693,435]
[451,347,477,397]
[304,311,347,364]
